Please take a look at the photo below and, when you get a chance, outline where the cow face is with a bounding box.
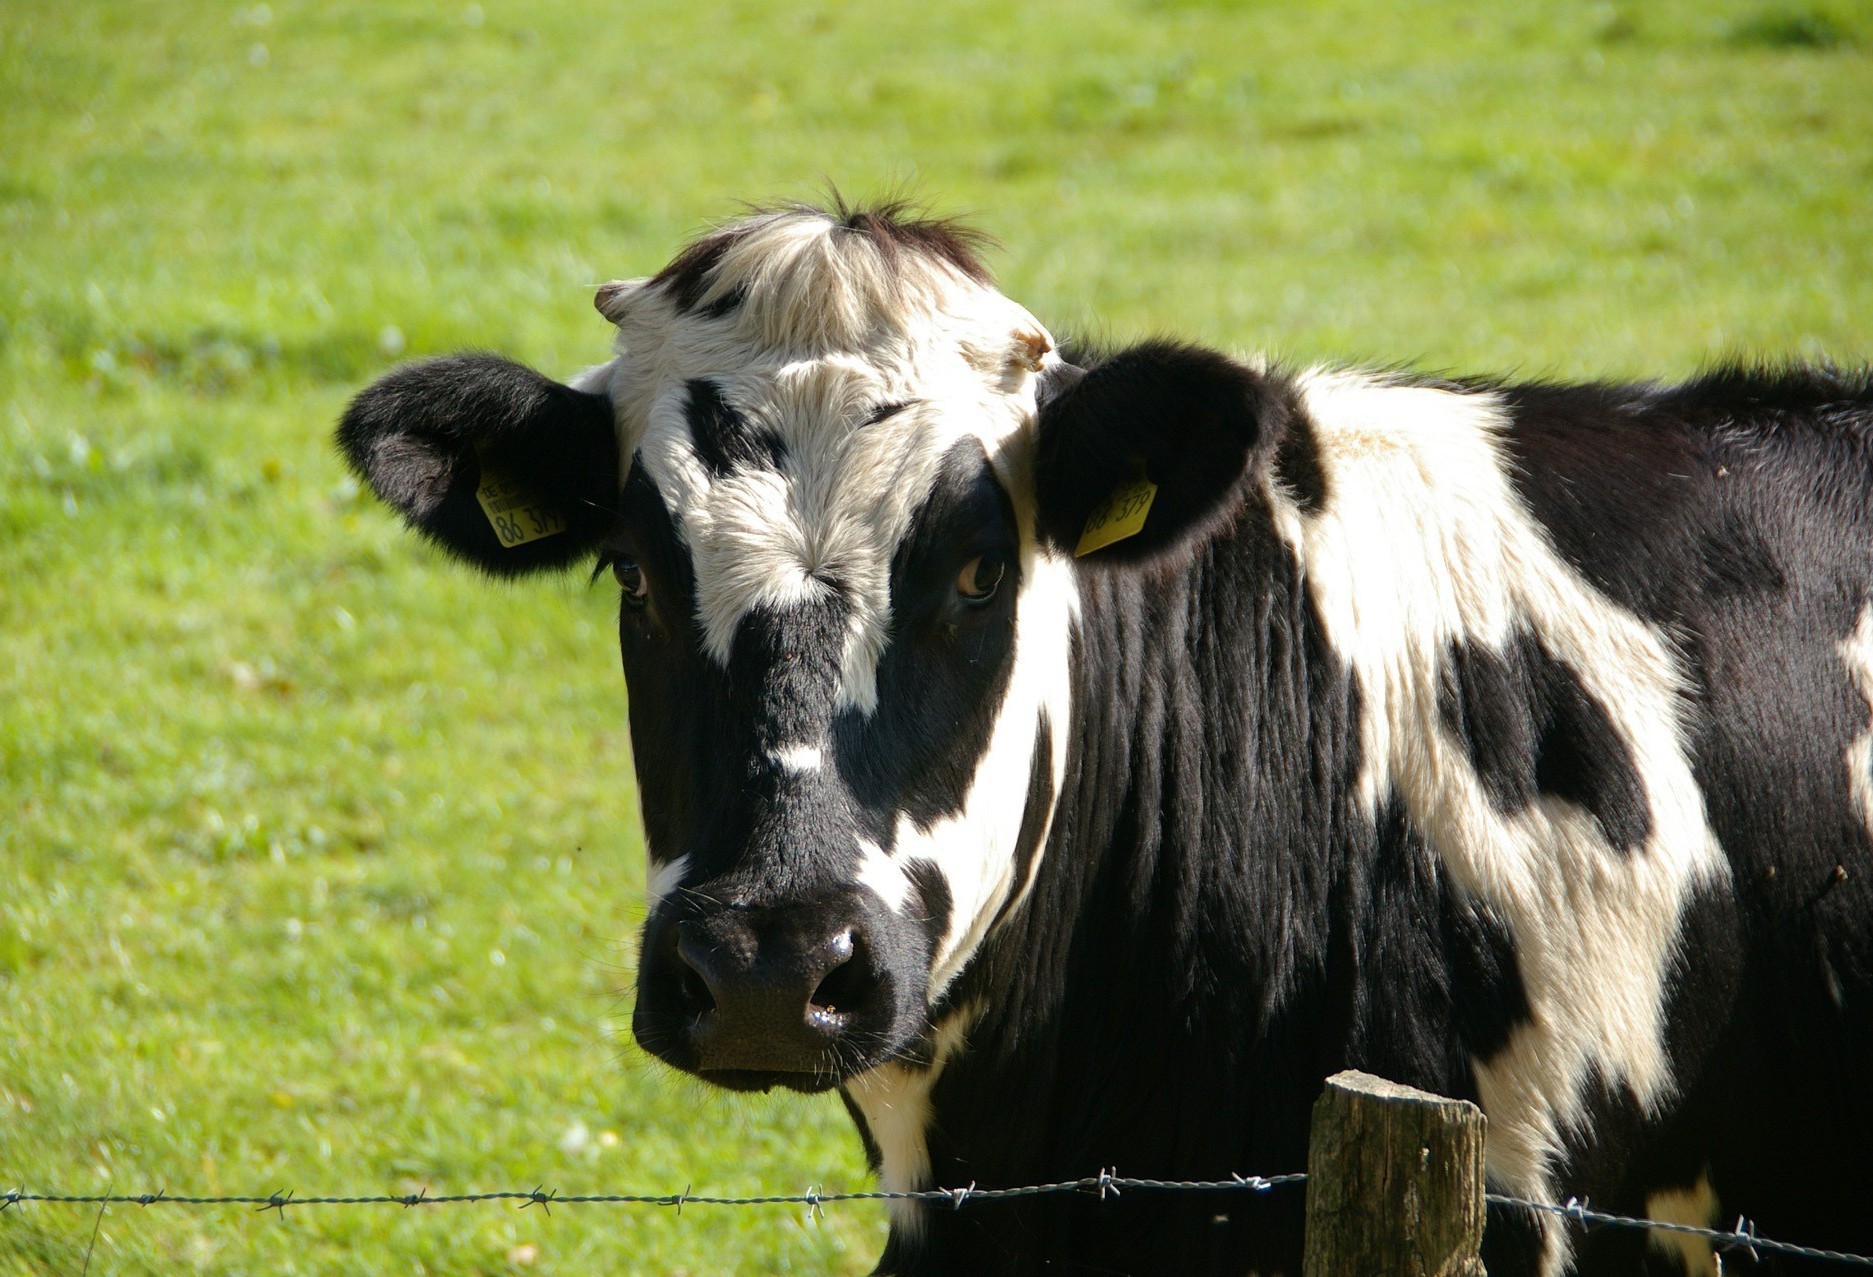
[592,210,1087,1092]
[338,203,1280,1095]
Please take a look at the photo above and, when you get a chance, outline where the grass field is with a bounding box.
[2,0,1869,1272]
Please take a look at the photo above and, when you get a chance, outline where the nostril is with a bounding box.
[677,963,716,1017]
[671,929,720,1018]
[808,930,864,1016]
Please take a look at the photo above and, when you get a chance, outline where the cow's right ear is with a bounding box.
[1032,341,1291,564]
[336,354,619,575]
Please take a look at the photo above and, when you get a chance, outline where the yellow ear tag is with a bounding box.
[1074,469,1158,557]
[475,466,568,548]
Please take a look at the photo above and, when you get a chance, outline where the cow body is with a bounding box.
[338,203,1873,1275]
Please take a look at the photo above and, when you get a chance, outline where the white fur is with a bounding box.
[855,838,914,914]
[645,854,690,907]
[843,1008,976,1236]
[1838,603,1873,842]
[1644,1174,1720,1275]
[770,744,824,774]
[1275,368,1728,1273]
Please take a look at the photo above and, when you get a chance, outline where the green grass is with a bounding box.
[2,0,1869,1271]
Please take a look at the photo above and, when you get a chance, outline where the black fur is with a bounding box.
[684,378,787,475]
[649,226,755,317]
[335,353,617,574]
[1439,632,1652,852]
[1440,881,1534,1062]
[1271,407,1328,512]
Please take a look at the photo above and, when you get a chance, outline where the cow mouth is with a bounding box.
[695,1067,845,1094]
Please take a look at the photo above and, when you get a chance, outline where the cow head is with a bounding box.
[339,203,1278,1095]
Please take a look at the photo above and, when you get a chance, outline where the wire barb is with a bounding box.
[1726,1215,1760,1265]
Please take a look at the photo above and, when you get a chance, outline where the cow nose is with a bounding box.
[656,910,885,1083]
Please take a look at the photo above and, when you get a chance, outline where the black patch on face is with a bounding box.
[1440,883,1533,1061]
[730,598,849,760]
[608,458,712,862]
[684,379,785,476]
[835,438,1022,837]
[649,226,754,316]
[1272,405,1328,512]
[904,859,953,971]
[1439,632,1652,852]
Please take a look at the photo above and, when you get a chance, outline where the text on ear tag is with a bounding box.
[476,468,568,548]
[1074,475,1158,556]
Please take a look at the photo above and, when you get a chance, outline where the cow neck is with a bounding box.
[936,490,1369,1185]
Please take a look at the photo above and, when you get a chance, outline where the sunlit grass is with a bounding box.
[2,0,1868,1271]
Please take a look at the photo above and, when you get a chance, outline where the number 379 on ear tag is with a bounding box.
[1075,476,1158,557]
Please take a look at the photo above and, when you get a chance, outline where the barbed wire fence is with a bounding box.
[7,1172,1873,1268]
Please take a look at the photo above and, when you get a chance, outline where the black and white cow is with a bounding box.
[337,201,1873,1276]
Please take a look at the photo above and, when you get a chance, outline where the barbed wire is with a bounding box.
[0,1172,1302,1215]
[1488,1192,1873,1269]
[8,1174,1873,1268]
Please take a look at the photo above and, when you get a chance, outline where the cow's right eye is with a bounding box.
[957,553,1007,603]
[613,557,649,605]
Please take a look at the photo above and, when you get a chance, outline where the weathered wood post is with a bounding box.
[1301,1070,1487,1277]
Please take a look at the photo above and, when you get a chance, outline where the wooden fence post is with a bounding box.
[1301,1070,1487,1277]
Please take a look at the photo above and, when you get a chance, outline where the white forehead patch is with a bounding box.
[605,211,1056,713]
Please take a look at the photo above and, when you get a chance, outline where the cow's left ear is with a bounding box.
[1032,341,1290,563]
[336,354,619,575]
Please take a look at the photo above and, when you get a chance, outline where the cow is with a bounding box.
[336,200,1873,1276]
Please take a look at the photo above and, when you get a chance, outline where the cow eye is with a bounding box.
[957,554,1006,603]
[612,556,649,605]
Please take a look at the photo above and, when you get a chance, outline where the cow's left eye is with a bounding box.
[613,556,649,605]
[957,554,1007,603]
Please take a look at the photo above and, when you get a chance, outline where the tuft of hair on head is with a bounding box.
[646,197,997,352]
